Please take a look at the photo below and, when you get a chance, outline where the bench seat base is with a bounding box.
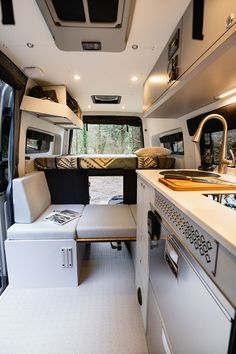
[5,239,84,288]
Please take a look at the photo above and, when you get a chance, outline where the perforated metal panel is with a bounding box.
[154,190,218,275]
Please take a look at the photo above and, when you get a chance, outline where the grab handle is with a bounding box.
[165,238,179,277]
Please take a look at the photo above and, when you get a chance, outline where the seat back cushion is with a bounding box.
[13,171,51,223]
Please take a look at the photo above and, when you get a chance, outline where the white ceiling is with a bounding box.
[0,0,190,113]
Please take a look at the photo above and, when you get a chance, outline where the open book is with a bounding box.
[43,209,80,226]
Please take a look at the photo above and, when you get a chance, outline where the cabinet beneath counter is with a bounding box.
[135,176,155,330]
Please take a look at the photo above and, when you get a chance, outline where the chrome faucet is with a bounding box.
[192,113,233,174]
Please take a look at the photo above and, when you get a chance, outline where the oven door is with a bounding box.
[147,222,233,354]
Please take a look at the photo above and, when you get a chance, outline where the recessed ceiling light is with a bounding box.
[132,44,138,50]
[122,106,125,110]
[26,42,34,48]
[131,76,138,82]
[215,87,236,100]
[74,75,80,80]
[88,105,91,109]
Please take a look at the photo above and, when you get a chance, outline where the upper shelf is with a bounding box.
[20,92,83,129]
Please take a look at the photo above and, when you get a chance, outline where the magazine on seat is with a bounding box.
[43,209,80,226]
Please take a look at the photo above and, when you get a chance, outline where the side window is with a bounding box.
[2,109,11,161]
[203,129,236,165]
[0,81,14,185]
[159,131,184,155]
[25,129,54,154]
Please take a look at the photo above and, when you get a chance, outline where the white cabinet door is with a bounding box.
[135,177,154,330]
[5,239,78,288]
[181,0,236,76]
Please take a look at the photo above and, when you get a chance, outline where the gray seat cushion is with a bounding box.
[7,204,85,240]
[76,204,136,239]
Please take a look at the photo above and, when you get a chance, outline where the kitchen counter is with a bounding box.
[137,169,236,257]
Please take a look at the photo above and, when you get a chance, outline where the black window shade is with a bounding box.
[160,132,183,143]
[187,102,236,136]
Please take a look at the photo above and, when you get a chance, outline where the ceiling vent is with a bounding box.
[36,0,136,52]
[91,95,121,104]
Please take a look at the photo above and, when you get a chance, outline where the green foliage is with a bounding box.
[70,124,143,154]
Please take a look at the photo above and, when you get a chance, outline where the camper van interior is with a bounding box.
[1,0,236,353]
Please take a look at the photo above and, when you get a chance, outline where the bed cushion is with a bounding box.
[7,204,85,240]
[13,171,51,223]
[76,204,136,239]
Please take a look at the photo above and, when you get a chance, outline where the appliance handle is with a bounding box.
[165,238,179,277]
[161,328,172,354]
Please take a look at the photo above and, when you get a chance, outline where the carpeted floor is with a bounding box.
[0,243,148,354]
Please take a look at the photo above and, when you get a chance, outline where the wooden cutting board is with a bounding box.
[159,177,236,191]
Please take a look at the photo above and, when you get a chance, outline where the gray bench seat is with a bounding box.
[76,204,136,242]
[8,204,84,240]
[7,171,84,240]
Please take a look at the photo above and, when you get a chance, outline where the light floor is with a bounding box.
[0,243,148,354]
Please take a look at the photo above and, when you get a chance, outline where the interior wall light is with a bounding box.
[215,88,236,100]
[148,75,167,84]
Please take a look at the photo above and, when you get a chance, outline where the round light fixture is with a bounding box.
[131,76,138,82]
[122,106,125,110]
[74,75,80,80]
[88,105,91,109]
[132,44,138,50]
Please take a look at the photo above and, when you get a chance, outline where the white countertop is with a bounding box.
[137,169,236,257]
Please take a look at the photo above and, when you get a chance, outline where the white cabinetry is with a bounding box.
[181,0,236,75]
[5,239,79,288]
[135,176,154,330]
[20,85,83,129]
[143,0,236,119]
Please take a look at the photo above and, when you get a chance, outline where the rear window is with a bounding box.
[70,122,143,154]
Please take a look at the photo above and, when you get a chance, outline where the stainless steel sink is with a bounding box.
[159,170,220,178]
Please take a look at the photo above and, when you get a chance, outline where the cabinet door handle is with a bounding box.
[226,13,234,30]
[61,247,73,268]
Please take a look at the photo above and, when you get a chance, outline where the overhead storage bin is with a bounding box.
[20,85,83,129]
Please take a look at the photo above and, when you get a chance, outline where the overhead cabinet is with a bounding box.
[181,0,236,75]
[143,22,181,110]
[20,85,83,129]
[143,0,236,118]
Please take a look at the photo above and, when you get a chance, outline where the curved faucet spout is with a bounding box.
[192,113,233,174]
